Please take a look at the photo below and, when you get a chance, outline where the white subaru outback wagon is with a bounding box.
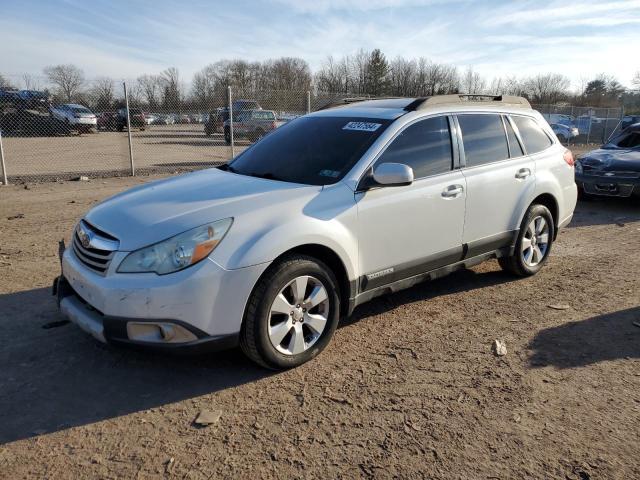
[55,95,577,369]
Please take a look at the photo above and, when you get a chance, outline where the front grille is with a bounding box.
[72,221,118,275]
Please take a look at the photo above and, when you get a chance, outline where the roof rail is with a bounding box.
[412,94,530,110]
[317,96,414,111]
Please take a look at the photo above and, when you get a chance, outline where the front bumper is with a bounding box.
[576,172,640,197]
[56,247,269,353]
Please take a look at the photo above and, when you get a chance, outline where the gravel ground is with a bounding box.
[0,174,639,479]
[0,125,249,180]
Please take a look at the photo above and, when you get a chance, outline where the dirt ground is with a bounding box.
[1,125,250,180]
[0,174,639,479]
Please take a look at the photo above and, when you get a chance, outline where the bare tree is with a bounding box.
[522,73,570,104]
[388,57,416,96]
[159,67,181,111]
[137,74,161,110]
[90,77,115,111]
[22,74,41,90]
[461,67,486,95]
[633,71,640,89]
[191,67,217,108]
[0,73,15,89]
[43,64,85,102]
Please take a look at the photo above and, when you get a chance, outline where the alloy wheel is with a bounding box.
[268,275,330,355]
[522,216,550,267]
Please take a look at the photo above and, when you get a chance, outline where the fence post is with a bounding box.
[306,91,311,114]
[0,129,7,185]
[227,86,235,159]
[123,82,135,176]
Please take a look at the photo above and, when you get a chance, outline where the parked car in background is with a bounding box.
[116,107,146,131]
[50,104,97,132]
[178,114,191,124]
[223,109,279,143]
[551,123,579,143]
[144,113,157,125]
[97,112,118,131]
[233,99,261,112]
[621,115,640,130]
[575,123,640,198]
[542,113,574,127]
[205,108,229,135]
[55,95,576,369]
[0,89,69,136]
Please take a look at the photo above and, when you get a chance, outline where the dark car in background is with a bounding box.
[223,109,279,143]
[204,100,263,136]
[576,123,640,198]
[97,112,118,131]
[116,107,146,131]
[0,89,70,136]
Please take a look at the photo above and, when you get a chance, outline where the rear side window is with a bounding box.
[512,116,552,154]
[376,116,452,178]
[458,114,509,167]
[504,117,524,157]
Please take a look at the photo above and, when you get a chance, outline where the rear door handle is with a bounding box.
[442,184,464,198]
[515,168,531,180]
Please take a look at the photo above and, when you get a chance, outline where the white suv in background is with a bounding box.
[55,95,577,369]
[49,103,97,132]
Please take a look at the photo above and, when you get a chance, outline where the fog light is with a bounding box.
[126,322,198,343]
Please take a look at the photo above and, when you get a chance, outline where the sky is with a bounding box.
[1,0,639,89]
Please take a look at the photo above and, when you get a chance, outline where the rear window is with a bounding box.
[71,107,91,114]
[227,116,391,185]
[512,116,552,154]
[608,131,640,149]
[458,114,509,167]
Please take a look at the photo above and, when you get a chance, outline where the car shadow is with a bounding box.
[342,266,514,329]
[0,287,271,445]
[570,196,640,228]
[528,306,640,369]
[0,267,514,445]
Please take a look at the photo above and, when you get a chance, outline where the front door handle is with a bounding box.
[442,184,464,198]
[515,168,531,180]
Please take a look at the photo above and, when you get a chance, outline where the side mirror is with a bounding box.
[372,163,414,187]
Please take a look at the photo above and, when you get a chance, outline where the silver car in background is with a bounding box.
[49,103,97,132]
[55,95,577,369]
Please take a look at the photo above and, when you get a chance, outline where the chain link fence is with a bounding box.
[0,81,626,184]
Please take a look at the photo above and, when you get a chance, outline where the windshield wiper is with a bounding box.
[248,172,284,181]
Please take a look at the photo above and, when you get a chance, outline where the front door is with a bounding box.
[356,115,467,292]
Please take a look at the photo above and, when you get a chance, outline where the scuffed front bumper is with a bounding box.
[55,247,269,353]
[576,172,640,197]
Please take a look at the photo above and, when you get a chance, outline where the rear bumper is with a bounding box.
[576,173,640,197]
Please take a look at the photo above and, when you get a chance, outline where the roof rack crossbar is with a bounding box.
[416,94,530,109]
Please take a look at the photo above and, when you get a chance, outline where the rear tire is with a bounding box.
[499,204,554,277]
[240,254,340,369]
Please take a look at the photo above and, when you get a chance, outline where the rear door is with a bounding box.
[356,115,467,291]
[457,113,536,256]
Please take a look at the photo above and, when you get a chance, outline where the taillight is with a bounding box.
[271,121,276,129]
[563,149,574,167]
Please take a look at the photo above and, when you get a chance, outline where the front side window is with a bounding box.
[375,116,452,178]
[512,116,553,154]
[227,116,391,185]
[606,130,640,149]
[458,114,509,167]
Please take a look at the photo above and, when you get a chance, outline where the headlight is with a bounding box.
[117,218,233,274]
[575,159,583,174]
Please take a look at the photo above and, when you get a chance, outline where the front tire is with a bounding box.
[499,204,554,276]
[240,255,340,369]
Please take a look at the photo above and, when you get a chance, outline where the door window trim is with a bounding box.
[355,113,458,191]
[508,113,556,156]
[502,114,527,159]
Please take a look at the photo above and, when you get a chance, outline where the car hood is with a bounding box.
[85,168,321,251]
[580,148,640,172]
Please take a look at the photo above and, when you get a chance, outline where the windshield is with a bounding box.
[604,130,640,149]
[226,116,391,185]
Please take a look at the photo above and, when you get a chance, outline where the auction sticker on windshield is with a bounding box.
[342,121,382,132]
